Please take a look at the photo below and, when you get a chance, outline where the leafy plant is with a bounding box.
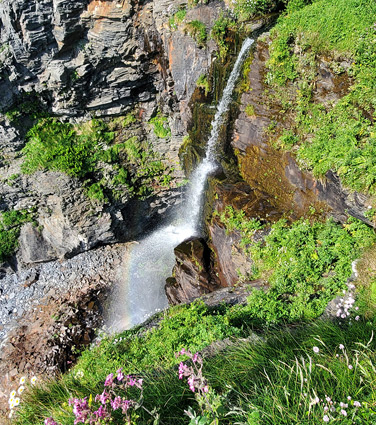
[211,15,236,60]
[186,20,207,46]
[0,209,35,262]
[196,74,210,96]
[169,7,187,29]
[149,113,171,138]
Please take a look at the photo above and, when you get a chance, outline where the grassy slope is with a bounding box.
[267,0,376,194]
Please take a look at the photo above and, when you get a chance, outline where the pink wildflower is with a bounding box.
[111,396,122,411]
[341,409,347,416]
[121,399,132,414]
[188,376,195,392]
[313,346,320,353]
[104,373,114,387]
[354,401,361,407]
[323,415,329,423]
[95,391,109,405]
[116,368,124,382]
[45,419,59,425]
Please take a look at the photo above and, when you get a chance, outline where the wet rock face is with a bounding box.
[233,39,372,224]
[0,0,158,116]
[165,237,221,305]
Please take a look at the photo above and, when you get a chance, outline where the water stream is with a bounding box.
[109,38,254,331]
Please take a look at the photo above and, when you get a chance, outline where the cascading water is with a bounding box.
[109,38,254,331]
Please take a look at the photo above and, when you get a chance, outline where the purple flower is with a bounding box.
[323,415,329,423]
[104,373,114,387]
[111,396,122,411]
[313,346,320,353]
[179,362,186,379]
[121,399,132,414]
[354,401,361,407]
[68,397,89,424]
[341,409,347,416]
[93,405,108,419]
[188,376,195,392]
[339,344,344,350]
[348,365,353,370]
[95,391,109,405]
[116,368,124,382]
[192,353,198,363]
[203,385,209,393]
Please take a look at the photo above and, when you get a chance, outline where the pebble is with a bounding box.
[0,245,124,342]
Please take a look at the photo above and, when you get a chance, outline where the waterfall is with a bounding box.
[109,38,254,331]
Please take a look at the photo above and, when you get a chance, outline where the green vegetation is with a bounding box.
[245,104,255,117]
[0,209,34,262]
[218,206,375,324]
[15,303,376,424]
[196,74,210,96]
[185,20,207,46]
[22,118,113,178]
[266,0,376,194]
[169,7,187,29]
[149,113,171,139]
[13,200,376,423]
[22,117,170,201]
[211,14,236,60]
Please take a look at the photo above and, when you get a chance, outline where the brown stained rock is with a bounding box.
[0,279,109,418]
[233,39,372,225]
[165,238,221,305]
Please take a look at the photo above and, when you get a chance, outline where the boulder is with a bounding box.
[165,237,220,304]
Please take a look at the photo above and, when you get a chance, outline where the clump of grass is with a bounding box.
[219,206,376,324]
[21,117,169,201]
[149,112,171,139]
[211,14,236,60]
[245,104,256,117]
[169,7,187,29]
[185,20,207,46]
[196,74,210,96]
[0,209,35,262]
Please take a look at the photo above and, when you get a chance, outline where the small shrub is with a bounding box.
[169,7,187,29]
[149,113,171,138]
[185,20,207,46]
[245,104,255,117]
[196,74,210,96]
[0,209,34,262]
[211,14,236,60]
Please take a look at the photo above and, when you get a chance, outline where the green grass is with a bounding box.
[196,74,210,96]
[0,209,35,262]
[149,113,171,139]
[211,14,237,60]
[14,317,376,424]
[185,20,207,46]
[13,208,376,423]
[218,206,376,324]
[169,8,187,29]
[266,0,376,194]
[21,117,169,201]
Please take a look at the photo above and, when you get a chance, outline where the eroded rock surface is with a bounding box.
[165,237,220,305]
[233,38,373,225]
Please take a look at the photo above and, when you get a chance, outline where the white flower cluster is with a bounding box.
[8,375,37,418]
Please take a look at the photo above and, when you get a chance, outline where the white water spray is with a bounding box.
[110,38,254,331]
